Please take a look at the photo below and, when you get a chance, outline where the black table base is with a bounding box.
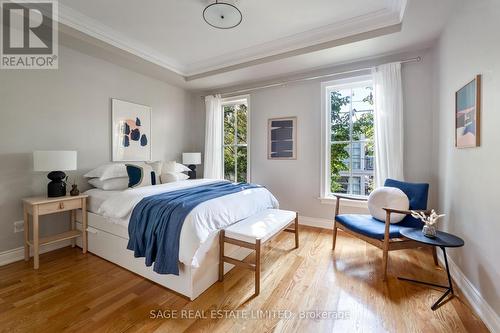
[398,246,454,311]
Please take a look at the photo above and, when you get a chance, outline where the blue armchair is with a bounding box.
[332,179,438,280]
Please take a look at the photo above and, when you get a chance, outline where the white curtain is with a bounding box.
[203,94,223,179]
[372,62,404,187]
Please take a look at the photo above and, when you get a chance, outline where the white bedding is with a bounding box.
[85,188,122,213]
[96,179,279,267]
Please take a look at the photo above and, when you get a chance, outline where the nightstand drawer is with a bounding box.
[38,198,82,215]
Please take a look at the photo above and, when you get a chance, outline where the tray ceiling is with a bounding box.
[58,0,407,77]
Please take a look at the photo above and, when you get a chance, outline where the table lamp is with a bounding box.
[33,151,77,197]
[182,152,201,179]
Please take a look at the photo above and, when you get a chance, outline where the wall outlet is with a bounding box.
[14,220,24,233]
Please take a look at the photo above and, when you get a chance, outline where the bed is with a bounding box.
[76,179,278,300]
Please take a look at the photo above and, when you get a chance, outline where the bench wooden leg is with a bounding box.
[255,239,261,296]
[219,230,225,282]
[219,213,296,296]
[294,214,299,249]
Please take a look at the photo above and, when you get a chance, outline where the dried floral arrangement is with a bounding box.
[411,210,446,226]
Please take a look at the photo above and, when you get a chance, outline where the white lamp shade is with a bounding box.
[33,151,77,171]
[182,152,201,165]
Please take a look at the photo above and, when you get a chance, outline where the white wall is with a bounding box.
[195,50,436,221]
[253,52,435,218]
[248,77,362,219]
[433,0,500,316]
[0,45,193,252]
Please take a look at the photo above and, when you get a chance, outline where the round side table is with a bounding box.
[398,228,464,311]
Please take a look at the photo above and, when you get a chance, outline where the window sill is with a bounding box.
[318,195,368,208]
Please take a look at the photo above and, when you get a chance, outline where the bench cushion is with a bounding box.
[225,209,296,243]
[336,214,422,239]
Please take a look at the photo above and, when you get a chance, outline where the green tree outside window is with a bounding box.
[330,87,374,194]
[223,103,248,182]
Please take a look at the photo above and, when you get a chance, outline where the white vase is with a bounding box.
[422,224,437,238]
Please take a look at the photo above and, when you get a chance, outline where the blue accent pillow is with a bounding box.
[126,164,156,188]
[384,178,429,224]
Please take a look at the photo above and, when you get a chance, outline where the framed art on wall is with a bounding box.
[112,99,152,161]
[268,117,297,160]
[455,75,481,148]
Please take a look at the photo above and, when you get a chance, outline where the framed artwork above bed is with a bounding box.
[112,98,152,161]
[455,75,481,148]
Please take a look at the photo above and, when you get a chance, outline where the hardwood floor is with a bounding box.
[0,226,489,333]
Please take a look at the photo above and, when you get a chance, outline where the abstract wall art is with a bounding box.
[455,75,481,148]
[112,99,152,161]
[268,116,297,160]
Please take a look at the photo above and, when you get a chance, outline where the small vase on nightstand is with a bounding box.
[70,184,80,196]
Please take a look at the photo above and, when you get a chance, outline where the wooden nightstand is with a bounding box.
[22,194,88,269]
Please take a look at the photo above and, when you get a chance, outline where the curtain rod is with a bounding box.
[208,56,421,98]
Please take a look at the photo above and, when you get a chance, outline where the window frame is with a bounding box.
[221,95,251,182]
[320,75,373,204]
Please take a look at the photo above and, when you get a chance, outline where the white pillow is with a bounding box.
[88,177,129,191]
[146,161,163,184]
[368,187,409,223]
[162,161,190,174]
[84,163,143,181]
[160,172,189,184]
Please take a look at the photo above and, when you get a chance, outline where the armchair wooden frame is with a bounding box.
[332,194,438,280]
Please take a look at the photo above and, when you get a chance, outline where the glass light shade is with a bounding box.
[182,152,202,165]
[33,151,77,171]
[203,1,242,29]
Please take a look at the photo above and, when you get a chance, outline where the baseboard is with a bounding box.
[437,252,499,332]
[298,215,332,230]
[0,240,72,267]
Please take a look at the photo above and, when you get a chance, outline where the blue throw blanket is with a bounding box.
[127,181,260,275]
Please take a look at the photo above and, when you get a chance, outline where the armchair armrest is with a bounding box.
[334,194,368,202]
[333,194,368,217]
[380,208,430,243]
[382,208,431,215]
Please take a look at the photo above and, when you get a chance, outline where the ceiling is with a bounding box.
[57,0,455,90]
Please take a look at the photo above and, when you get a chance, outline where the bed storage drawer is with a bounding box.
[75,212,257,300]
[76,221,194,297]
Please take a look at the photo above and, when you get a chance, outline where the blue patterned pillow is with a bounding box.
[126,164,157,188]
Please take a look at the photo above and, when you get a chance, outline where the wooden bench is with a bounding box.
[218,209,299,295]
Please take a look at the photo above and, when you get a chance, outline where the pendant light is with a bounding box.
[203,1,242,29]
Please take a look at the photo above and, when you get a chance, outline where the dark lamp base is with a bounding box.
[187,165,197,179]
[47,171,67,197]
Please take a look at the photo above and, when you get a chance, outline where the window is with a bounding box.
[222,97,249,182]
[321,76,375,198]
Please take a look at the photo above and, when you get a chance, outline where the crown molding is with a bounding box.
[185,7,403,77]
[384,0,408,20]
[57,3,187,75]
[56,0,407,78]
